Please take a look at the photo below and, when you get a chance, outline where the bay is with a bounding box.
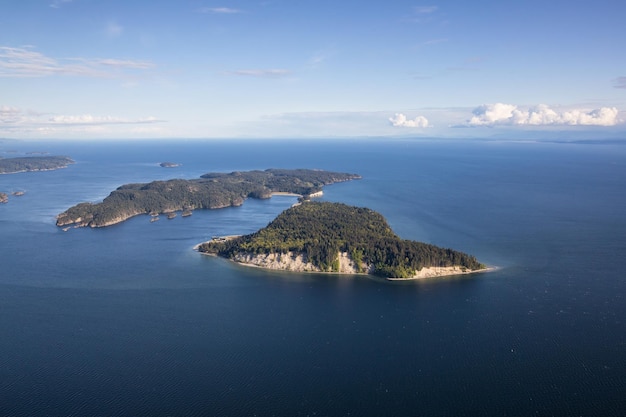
[0,138,624,416]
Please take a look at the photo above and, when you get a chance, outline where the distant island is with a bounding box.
[197,202,487,280]
[0,192,7,204]
[159,162,180,168]
[56,169,361,228]
[0,156,74,174]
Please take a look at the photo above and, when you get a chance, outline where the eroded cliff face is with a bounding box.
[226,250,486,279]
[231,251,367,274]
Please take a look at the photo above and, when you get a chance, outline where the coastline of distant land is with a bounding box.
[0,156,74,174]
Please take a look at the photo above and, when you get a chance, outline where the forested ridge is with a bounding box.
[0,156,74,174]
[56,169,360,227]
[199,202,485,278]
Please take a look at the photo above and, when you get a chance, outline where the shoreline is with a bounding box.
[386,266,496,281]
[193,235,241,251]
[270,191,324,198]
[0,166,70,175]
[195,241,495,280]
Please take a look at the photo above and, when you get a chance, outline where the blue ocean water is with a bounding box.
[0,138,624,416]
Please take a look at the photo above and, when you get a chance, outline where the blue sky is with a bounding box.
[1,0,625,139]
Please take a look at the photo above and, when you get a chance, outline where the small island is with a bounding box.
[0,192,7,204]
[159,162,180,168]
[56,169,361,228]
[198,202,487,280]
[0,156,74,174]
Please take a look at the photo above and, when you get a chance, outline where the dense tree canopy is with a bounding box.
[0,156,74,174]
[57,169,360,227]
[199,202,485,278]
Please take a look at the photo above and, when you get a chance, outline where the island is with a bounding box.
[159,162,180,168]
[56,169,361,228]
[0,192,7,204]
[197,202,487,280]
[0,156,74,174]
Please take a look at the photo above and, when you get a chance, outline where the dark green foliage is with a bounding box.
[199,202,485,277]
[0,156,74,174]
[57,169,360,227]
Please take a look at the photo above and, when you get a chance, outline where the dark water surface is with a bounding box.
[1,139,624,416]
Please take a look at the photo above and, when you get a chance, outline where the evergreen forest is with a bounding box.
[0,156,74,174]
[57,169,360,227]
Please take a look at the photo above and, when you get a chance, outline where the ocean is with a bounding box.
[0,138,624,416]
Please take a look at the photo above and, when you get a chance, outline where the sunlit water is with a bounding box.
[1,138,624,416]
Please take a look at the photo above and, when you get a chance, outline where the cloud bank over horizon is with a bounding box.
[0,105,164,137]
[465,103,621,127]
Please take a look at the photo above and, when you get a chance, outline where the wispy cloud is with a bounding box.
[409,5,438,23]
[414,6,438,14]
[257,110,406,137]
[0,105,165,137]
[0,106,164,127]
[0,46,155,78]
[0,105,23,124]
[389,113,430,128]
[106,21,124,38]
[50,0,73,8]
[198,7,243,14]
[47,115,162,125]
[308,52,329,66]
[92,58,153,69]
[224,69,291,78]
[461,103,621,127]
[445,56,484,72]
[420,38,448,46]
[614,76,626,89]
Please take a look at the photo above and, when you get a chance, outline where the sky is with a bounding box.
[1,0,625,140]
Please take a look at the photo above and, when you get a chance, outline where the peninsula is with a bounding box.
[197,202,487,280]
[56,169,361,228]
[0,156,74,174]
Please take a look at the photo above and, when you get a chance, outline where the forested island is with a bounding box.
[56,169,361,228]
[160,162,180,168]
[0,156,74,174]
[198,202,486,279]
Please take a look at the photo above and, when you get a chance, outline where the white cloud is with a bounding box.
[1,105,22,123]
[0,46,155,78]
[199,7,242,14]
[467,103,620,127]
[389,113,430,128]
[224,69,291,78]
